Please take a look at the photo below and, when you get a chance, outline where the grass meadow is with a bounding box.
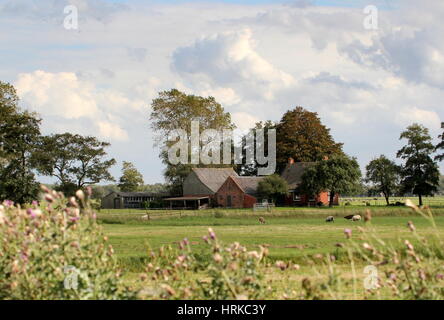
[96,197,444,298]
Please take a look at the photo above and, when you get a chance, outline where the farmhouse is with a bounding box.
[281,158,338,206]
[215,176,264,208]
[101,192,167,209]
[164,161,338,209]
[164,167,238,209]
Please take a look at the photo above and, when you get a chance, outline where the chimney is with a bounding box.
[288,157,295,165]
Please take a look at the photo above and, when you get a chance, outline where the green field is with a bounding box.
[95,202,444,298]
[98,203,444,272]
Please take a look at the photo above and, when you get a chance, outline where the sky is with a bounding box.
[0,0,443,184]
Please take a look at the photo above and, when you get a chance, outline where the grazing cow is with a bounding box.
[259,217,266,224]
[325,216,334,222]
[352,215,361,221]
[344,215,354,220]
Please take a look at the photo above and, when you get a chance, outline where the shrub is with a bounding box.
[137,229,271,300]
[0,187,133,300]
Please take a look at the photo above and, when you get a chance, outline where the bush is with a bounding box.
[137,229,271,300]
[0,187,133,300]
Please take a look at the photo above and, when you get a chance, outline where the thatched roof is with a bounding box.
[192,168,238,193]
[280,162,315,190]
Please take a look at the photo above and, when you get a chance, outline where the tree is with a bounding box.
[275,107,343,172]
[397,124,440,206]
[0,81,41,203]
[436,122,444,162]
[33,133,116,195]
[149,89,234,194]
[238,120,276,176]
[365,155,401,205]
[257,174,288,203]
[118,161,144,192]
[300,155,361,207]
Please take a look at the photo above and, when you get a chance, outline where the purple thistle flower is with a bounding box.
[3,200,14,207]
[26,208,37,218]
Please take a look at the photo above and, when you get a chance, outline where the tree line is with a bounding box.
[0,81,117,203]
[1,82,443,205]
[149,89,444,206]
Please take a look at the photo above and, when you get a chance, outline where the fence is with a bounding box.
[253,202,275,212]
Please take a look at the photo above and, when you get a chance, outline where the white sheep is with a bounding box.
[325,216,335,222]
[352,215,361,221]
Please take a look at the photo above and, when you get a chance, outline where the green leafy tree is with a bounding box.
[238,120,276,176]
[118,161,144,192]
[89,184,120,199]
[32,133,116,195]
[365,155,401,205]
[0,81,41,203]
[300,155,361,207]
[275,107,343,172]
[149,89,234,194]
[436,122,444,162]
[257,174,288,203]
[139,183,168,193]
[397,124,440,206]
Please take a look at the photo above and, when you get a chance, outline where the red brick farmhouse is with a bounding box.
[281,159,339,207]
[164,162,338,209]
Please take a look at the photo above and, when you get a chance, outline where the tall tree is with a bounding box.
[275,107,343,172]
[33,133,116,195]
[436,122,444,162]
[300,155,361,207]
[0,81,41,203]
[149,89,234,194]
[118,161,144,192]
[238,120,276,176]
[257,174,288,203]
[397,124,440,206]
[365,155,401,205]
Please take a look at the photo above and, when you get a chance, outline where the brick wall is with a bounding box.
[215,177,258,208]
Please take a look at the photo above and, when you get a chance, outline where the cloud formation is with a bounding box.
[1,0,443,182]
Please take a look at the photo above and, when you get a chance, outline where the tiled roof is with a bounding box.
[232,176,264,195]
[192,167,238,193]
[280,162,315,190]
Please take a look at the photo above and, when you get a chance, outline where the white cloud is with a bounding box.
[15,70,99,119]
[3,0,444,182]
[172,28,295,101]
[231,112,262,131]
[14,70,146,142]
[97,121,129,141]
[395,107,442,131]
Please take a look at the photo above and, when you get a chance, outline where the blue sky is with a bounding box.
[0,0,442,184]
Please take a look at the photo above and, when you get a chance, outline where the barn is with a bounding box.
[164,168,238,209]
[215,176,264,208]
[101,192,167,209]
